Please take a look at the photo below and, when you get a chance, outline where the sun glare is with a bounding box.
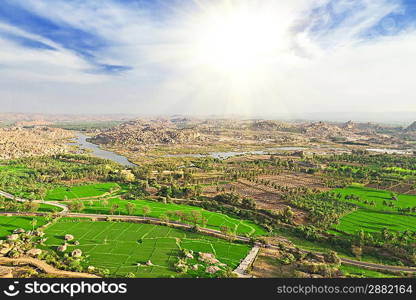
[190,5,282,76]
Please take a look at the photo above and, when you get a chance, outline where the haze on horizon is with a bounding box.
[0,0,415,120]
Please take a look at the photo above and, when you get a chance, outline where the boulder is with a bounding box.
[64,234,74,241]
[0,246,12,256]
[198,252,219,265]
[71,249,82,258]
[7,234,19,241]
[192,264,199,271]
[26,248,42,257]
[205,266,221,274]
[87,266,95,273]
[57,244,67,252]
[146,260,153,266]
[36,231,45,237]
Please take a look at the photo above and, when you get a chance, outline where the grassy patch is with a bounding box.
[339,264,398,278]
[43,218,250,277]
[45,183,119,201]
[332,185,416,212]
[330,186,416,236]
[332,209,416,234]
[71,197,266,237]
[0,216,47,238]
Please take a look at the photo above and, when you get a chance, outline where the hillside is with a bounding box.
[90,120,206,146]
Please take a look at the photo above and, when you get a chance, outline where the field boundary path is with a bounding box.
[234,246,259,278]
[2,189,416,275]
[0,257,100,278]
[0,190,68,214]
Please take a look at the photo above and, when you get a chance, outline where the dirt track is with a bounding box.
[0,257,100,278]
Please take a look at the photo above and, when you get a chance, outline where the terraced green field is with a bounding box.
[331,185,416,236]
[43,218,250,277]
[45,183,119,201]
[332,209,416,234]
[38,203,63,213]
[339,265,398,278]
[333,185,416,213]
[70,198,266,236]
[0,216,47,238]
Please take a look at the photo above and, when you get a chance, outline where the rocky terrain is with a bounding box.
[88,118,409,150]
[0,127,73,159]
[90,120,207,146]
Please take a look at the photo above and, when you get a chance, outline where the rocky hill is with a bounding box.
[0,127,73,159]
[90,120,206,146]
[250,120,299,132]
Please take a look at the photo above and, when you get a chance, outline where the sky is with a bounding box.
[0,0,415,120]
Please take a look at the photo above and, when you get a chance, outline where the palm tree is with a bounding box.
[142,206,151,219]
[31,218,37,231]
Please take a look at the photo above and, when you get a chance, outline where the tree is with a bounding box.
[159,214,169,224]
[109,204,119,215]
[323,251,341,265]
[190,210,202,225]
[30,218,37,231]
[68,200,84,212]
[125,202,136,215]
[101,199,109,207]
[220,225,230,238]
[38,188,47,201]
[351,245,362,258]
[201,217,208,228]
[242,198,256,209]
[142,205,151,218]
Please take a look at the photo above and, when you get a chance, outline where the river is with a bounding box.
[70,132,137,167]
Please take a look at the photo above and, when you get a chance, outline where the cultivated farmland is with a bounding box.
[42,218,250,277]
[0,216,46,238]
[45,183,119,201]
[68,198,267,236]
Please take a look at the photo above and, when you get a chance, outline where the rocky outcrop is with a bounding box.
[90,120,206,146]
[65,234,74,241]
[57,244,67,252]
[0,127,73,159]
[71,249,82,258]
[26,249,42,257]
[198,252,220,265]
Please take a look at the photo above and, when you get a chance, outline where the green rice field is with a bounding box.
[331,185,416,236]
[43,218,250,277]
[332,209,416,234]
[45,183,119,201]
[0,216,47,238]
[332,185,416,213]
[339,265,398,278]
[69,197,266,236]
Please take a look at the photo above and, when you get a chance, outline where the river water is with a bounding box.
[69,132,415,167]
[70,132,306,165]
[70,132,137,167]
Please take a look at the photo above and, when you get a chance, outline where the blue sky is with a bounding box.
[0,0,415,118]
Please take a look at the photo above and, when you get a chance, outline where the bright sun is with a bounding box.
[190,4,282,76]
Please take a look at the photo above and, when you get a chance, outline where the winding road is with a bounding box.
[0,190,68,213]
[0,257,99,278]
[1,189,416,275]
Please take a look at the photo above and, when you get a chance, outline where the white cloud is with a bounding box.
[0,0,414,119]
